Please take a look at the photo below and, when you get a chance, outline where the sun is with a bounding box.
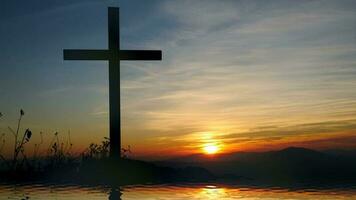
[203,144,219,155]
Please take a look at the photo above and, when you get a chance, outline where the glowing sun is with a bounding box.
[203,144,219,154]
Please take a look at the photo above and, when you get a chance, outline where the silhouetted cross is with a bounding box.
[63,7,162,159]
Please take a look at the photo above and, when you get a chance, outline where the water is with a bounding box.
[1,182,356,200]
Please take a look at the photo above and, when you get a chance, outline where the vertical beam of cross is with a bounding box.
[108,7,121,160]
[63,7,162,160]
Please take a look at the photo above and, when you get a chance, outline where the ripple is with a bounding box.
[1,182,356,200]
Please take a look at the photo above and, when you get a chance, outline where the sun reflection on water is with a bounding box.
[197,185,227,199]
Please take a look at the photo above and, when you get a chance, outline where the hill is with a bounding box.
[155,147,356,183]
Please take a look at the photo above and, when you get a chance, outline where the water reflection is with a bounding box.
[198,185,227,199]
[1,182,356,200]
[108,187,122,200]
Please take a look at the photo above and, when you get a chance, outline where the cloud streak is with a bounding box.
[119,0,356,157]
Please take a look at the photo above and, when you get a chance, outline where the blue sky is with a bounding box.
[0,0,356,158]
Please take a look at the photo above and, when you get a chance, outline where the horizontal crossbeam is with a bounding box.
[63,50,109,60]
[64,49,162,61]
[120,50,162,60]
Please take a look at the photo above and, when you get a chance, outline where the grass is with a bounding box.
[0,109,131,170]
[0,109,121,180]
[0,110,77,171]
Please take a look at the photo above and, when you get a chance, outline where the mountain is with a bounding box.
[155,147,356,183]
[323,149,356,158]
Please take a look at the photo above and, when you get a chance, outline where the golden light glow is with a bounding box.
[203,144,219,154]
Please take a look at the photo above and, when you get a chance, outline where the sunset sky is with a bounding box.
[0,0,356,159]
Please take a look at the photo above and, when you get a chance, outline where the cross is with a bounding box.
[63,7,162,160]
